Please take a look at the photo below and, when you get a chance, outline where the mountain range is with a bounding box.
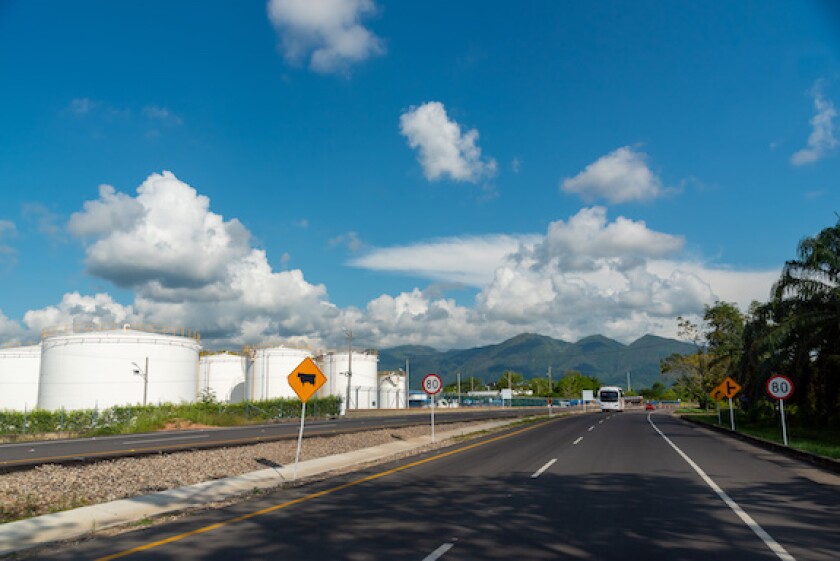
[378,333,696,390]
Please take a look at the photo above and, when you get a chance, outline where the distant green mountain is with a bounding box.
[378,332,695,390]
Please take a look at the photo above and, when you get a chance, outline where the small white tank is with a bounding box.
[250,346,313,401]
[38,325,201,411]
[316,350,379,411]
[377,370,407,409]
[199,352,249,403]
[0,344,41,411]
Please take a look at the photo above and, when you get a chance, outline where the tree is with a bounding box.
[556,370,601,399]
[743,219,840,424]
[493,370,524,390]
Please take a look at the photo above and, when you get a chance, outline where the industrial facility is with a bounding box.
[0,325,405,413]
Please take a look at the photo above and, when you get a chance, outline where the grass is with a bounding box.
[687,413,840,459]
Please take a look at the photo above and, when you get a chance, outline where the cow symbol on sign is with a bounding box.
[297,373,317,386]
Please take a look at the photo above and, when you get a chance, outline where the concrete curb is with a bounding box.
[680,415,840,475]
[0,419,516,556]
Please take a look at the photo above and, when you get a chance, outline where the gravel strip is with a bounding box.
[0,421,488,523]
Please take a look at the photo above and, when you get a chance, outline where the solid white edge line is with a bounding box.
[121,434,210,445]
[647,413,796,561]
[573,437,583,445]
[531,458,558,479]
[422,542,454,561]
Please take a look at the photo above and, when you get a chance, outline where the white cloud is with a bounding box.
[329,231,364,252]
[142,106,183,126]
[352,207,778,344]
[400,101,497,183]
[349,234,539,287]
[0,220,17,260]
[9,175,780,352]
[791,84,838,166]
[267,0,384,74]
[561,146,665,203]
[62,172,338,347]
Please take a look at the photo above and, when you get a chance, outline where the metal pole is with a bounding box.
[457,371,461,407]
[143,356,149,407]
[728,397,735,431]
[293,401,306,480]
[547,366,553,417]
[431,393,436,443]
[344,330,353,415]
[405,356,410,409]
[779,399,789,446]
[716,400,721,425]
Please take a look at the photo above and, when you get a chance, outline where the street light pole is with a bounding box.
[547,366,553,417]
[457,371,461,407]
[343,330,353,415]
[132,357,149,406]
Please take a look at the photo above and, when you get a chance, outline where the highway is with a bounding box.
[33,411,840,560]
[0,408,537,469]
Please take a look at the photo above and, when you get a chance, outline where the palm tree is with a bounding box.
[753,220,840,423]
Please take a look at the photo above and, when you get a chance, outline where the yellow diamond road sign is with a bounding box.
[712,376,742,400]
[288,357,327,403]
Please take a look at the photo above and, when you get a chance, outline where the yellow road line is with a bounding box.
[95,419,549,561]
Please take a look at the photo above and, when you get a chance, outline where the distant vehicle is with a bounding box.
[645,402,655,411]
[597,386,625,412]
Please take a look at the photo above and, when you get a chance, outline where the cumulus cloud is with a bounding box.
[267,0,384,74]
[400,101,497,183]
[791,84,838,166]
[22,292,136,335]
[561,146,665,203]
[63,172,337,347]
[10,174,779,352]
[353,207,777,344]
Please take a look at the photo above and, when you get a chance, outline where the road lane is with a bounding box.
[0,408,538,469]
[30,411,840,560]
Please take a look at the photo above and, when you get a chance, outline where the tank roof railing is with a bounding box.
[41,323,201,342]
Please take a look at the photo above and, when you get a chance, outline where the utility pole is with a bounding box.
[547,366,553,417]
[405,356,410,409]
[457,371,461,406]
[627,371,631,393]
[344,330,353,415]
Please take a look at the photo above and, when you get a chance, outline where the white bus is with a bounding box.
[597,386,625,412]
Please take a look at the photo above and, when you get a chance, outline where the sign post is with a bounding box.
[710,377,741,431]
[766,374,794,446]
[422,374,442,443]
[287,357,327,480]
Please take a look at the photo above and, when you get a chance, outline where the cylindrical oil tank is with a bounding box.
[377,371,407,409]
[38,326,200,411]
[316,350,379,411]
[199,352,249,403]
[251,346,312,401]
[0,344,41,411]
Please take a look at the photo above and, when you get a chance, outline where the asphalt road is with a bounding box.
[30,410,840,561]
[0,408,539,469]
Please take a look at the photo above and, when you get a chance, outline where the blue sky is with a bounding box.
[0,0,838,350]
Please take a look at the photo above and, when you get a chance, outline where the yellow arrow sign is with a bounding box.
[287,357,327,403]
[718,376,742,399]
[710,385,726,401]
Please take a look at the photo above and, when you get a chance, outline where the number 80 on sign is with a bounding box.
[422,373,443,395]
[766,375,794,400]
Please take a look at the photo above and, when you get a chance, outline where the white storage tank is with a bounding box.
[377,370,407,410]
[316,350,379,411]
[199,352,249,403]
[38,325,201,411]
[0,344,41,411]
[250,346,312,401]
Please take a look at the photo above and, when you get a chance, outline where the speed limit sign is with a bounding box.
[422,373,443,395]
[766,375,794,400]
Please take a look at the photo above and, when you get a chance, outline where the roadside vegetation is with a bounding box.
[661,218,840,452]
[0,394,342,440]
